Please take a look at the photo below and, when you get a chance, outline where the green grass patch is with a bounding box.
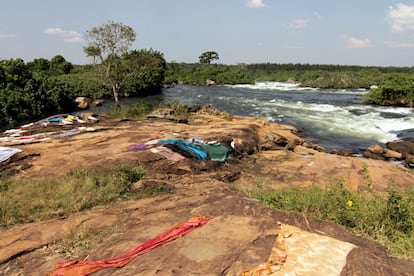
[0,164,174,229]
[243,182,414,260]
[104,99,189,121]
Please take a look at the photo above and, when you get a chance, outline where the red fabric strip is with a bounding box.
[49,215,213,276]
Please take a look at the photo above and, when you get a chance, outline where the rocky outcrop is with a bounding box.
[363,143,403,162]
[1,108,414,275]
[74,98,104,110]
[362,140,414,167]
[387,139,414,167]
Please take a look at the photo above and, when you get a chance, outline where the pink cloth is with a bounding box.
[128,144,147,150]
[150,146,185,161]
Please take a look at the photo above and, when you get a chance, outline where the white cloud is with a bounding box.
[341,35,375,49]
[384,40,414,48]
[282,45,304,49]
[387,4,414,33]
[246,0,265,8]
[0,32,16,39]
[44,28,84,43]
[314,12,323,20]
[284,19,310,29]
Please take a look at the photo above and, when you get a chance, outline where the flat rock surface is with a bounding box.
[1,111,414,275]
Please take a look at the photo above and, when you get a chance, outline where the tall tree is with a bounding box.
[199,51,219,65]
[84,21,136,108]
[49,55,73,75]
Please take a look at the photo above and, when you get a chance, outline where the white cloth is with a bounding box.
[0,146,22,163]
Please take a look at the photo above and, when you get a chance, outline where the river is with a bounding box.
[101,82,414,152]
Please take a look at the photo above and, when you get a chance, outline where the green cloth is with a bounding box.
[199,143,229,162]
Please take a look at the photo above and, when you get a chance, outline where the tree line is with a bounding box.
[0,49,166,129]
[166,62,414,107]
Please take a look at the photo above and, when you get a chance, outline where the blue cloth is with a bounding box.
[158,138,208,160]
[48,117,62,123]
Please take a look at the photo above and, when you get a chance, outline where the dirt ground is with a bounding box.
[1,109,414,275]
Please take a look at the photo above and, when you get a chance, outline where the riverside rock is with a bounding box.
[383,148,403,160]
[74,96,91,110]
[1,107,414,275]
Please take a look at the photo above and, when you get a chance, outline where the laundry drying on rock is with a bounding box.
[158,138,233,162]
[0,146,22,164]
[127,136,235,163]
[0,113,100,146]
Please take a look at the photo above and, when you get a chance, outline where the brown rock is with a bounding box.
[331,148,360,157]
[91,99,104,106]
[206,79,216,85]
[293,145,318,156]
[367,144,384,155]
[286,138,303,151]
[387,139,414,156]
[74,96,90,110]
[406,154,414,165]
[383,148,403,160]
[363,150,384,160]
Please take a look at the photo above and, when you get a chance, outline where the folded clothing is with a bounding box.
[198,142,230,162]
[158,138,208,160]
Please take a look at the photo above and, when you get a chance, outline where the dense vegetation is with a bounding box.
[164,62,254,85]
[0,49,166,129]
[363,74,414,107]
[165,62,414,88]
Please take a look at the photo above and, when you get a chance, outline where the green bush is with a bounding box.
[364,74,414,107]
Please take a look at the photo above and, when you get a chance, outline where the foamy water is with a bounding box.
[118,82,414,150]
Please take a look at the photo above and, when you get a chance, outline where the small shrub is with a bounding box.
[244,183,414,260]
[124,100,157,118]
[382,188,413,236]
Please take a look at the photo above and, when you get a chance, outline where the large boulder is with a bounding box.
[74,97,91,110]
[383,148,403,160]
[363,144,384,160]
[386,139,414,165]
[386,139,414,156]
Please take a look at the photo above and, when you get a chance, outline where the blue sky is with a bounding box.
[1,0,414,66]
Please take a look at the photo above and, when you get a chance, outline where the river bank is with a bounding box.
[85,82,414,153]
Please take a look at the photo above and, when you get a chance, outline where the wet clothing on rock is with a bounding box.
[156,138,233,162]
[0,147,22,163]
[158,138,208,160]
[198,142,231,162]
